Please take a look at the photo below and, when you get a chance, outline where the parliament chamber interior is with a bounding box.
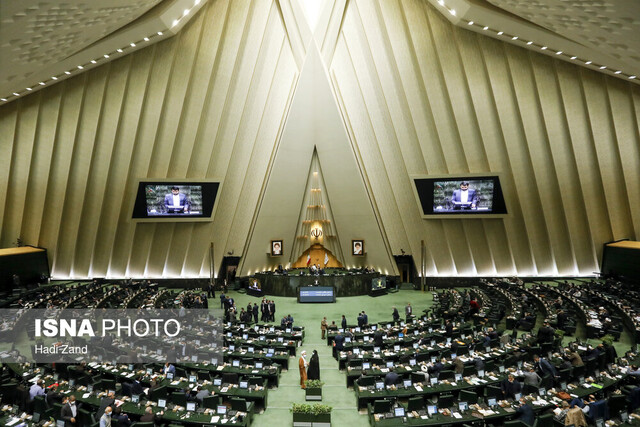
[1,0,640,426]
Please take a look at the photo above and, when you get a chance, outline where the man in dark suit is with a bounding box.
[357,312,363,328]
[60,395,79,426]
[164,186,190,213]
[112,407,132,427]
[269,300,276,322]
[333,332,345,358]
[261,299,268,322]
[341,315,347,330]
[47,384,63,407]
[405,303,412,320]
[500,374,522,399]
[374,329,384,347]
[537,322,555,343]
[384,371,399,386]
[252,303,259,323]
[515,397,535,426]
[451,181,478,210]
[140,406,163,424]
[362,311,368,327]
[392,307,400,323]
[534,354,558,378]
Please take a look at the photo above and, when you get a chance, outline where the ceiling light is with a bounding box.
[26,87,32,91]
[527,41,533,45]
[0,98,6,102]
[483,26,488,30]
[438,0,444,5]
[91,60,97,64]
[599,66,606,69]
[130,43,136,47]
[157,31,163,36]
[172,19,179,27]
[541,46,547,50]
[144,37,149,41]
[183,9,189,16]
[13,93,19,96]
[497,31,503,35]
[615,70,621,74]
[39,82,45,85]
[585,61,592,65]
[104,54,110,58]
[512,36,518,40]
[194,0,200,5]
[117,49,123,53]
[468,21,474,25]
[65,71,71,75]
[52,76,58,80]
[570,56,577,60]
[556,51,562,55]
[630,76,637,79]
[449,9,456,16]
[77,65,83,69]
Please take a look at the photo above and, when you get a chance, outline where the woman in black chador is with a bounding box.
[307,350,320,380]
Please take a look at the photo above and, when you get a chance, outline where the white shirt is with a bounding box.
[172,194,181,208]
[460,189,469,203]
[70,403,77,417]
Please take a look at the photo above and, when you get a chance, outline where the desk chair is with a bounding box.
[170,391,187,407]
[407,396,424,412]
[222,372,239,385]
[231,397,248,411]
[532,413,554,427]
[437,394,454,409]
[202,395,220,409]
[373,399,393,414]
[459,389,477,404]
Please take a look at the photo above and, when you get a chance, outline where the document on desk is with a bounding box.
[210,416,220,423]
[82,393,91,398]
[452,412,462,419]
[5,417,19,426]
[414,385,423,391]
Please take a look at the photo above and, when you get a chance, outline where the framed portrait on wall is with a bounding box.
[352,240,364,256]
[271,240,283,256]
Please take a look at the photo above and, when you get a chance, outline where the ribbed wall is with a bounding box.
[0,0,300,278]
[329,0,640,276]
[0,0,638,278]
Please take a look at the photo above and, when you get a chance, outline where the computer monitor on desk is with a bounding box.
[187,402,196,412]
[375,381,384,390]
[395,407,405,417]
[427,405,437,416]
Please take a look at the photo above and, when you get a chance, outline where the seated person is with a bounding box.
[500,374,522,400]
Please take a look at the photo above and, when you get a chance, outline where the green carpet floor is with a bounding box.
[217,289,438,426]
[214,285,636,426]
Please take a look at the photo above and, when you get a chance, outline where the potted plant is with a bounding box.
[291,403,332,426]
[305,379,324,401]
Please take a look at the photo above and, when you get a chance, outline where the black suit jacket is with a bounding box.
[341,318,347,329]
[61,403,78,427]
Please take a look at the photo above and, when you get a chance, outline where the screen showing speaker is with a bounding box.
[413,175,507,217]
[132,181,220,220]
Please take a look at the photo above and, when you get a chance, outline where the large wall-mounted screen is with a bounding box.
[132,181,220,221]
[413,175,507,218]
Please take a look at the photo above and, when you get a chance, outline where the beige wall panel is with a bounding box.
[581,73,635,243]
[72,58,132,277]
[91,48,156,276]
[507,49,574,274]
[531,59,592,274]
[0,104,19,241]
[53,70,108,277]
[1,94,40,249]
[21,88,62,247]
[38,83,86,263]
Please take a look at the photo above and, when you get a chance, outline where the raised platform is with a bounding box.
[253,270,381,297]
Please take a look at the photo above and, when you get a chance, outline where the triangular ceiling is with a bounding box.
[238,40,395,275]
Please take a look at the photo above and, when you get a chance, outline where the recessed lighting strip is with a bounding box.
[431,0,636,83]
[1,0,204,103]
